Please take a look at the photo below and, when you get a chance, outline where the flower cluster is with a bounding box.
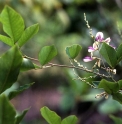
[83,32,112,65]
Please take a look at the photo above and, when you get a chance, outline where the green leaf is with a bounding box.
[0,34,14,46]
[118,80,122,89]
[7,83,34,100]
[0,6,24,42]
[61,115,78,124]
[15,108,30,124]
[98,79,119,94]
[40,106,61,124]
[0,94,16,124]
[0,45,22,93]
[112,93,122,104]
[20,58,35,71]
[18,23,39,47]
[39,45,57,65]
[20,58,41,71]
[33,63,42,69]
[117,43,122,63]
[99,43,117,67]
[66,44,82,59]
[109,115,122,124]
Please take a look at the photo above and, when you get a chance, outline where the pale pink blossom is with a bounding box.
[105,37,111,43]
[88,46,96,52]
[95,32,104,42]
[83,56,95,62]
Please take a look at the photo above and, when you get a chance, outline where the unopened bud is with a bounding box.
[95,94,101,99]
[112,69,116,75]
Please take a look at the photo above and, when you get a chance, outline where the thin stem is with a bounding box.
[48,63,111,78]
[23,55,39,61]
[101,67,117,82]
[24,55,112,79]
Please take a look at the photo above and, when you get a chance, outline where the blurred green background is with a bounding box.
[0,0,122,124]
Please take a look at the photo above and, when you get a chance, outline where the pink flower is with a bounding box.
[83,56,94,62]
[88,46,96,52]
[95,32,104,42]
[105,37,111,43]
[88,42,99,53]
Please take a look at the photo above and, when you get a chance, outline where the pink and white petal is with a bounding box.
[88,46,95,52]
[95,32,104,42]
[105,37,111,43]
[83,57,93,62]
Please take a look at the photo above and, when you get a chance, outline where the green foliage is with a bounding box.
[61,115,78,124]
[66,44,82,59]
[0,6,37,123]
[99,43,117,67]
[15,108,30,124]
[40,106,61,124]
[0,5,39,47]
[0,35,14,46]
[109,115,122,124]
[0,6,24,43]
[98,79,119,94]
[0,94,29,124]
[98,79,122,104]
[39,45,57,65]
[7,82,34,100]
[112,93,122,104]
[40,106,78,124]
[0,45,22,93]
[21,58,35,71]
[118,80,122,89]
[0,94,16,124]
[116,43,122,63]
[18,23,39,47]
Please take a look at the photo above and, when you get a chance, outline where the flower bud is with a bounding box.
[95,32,104,42]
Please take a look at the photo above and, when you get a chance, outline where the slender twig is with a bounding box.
[70,59,98,88]
[24,55,112,79]
[48,63,112,78]
[23,55,38,61]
